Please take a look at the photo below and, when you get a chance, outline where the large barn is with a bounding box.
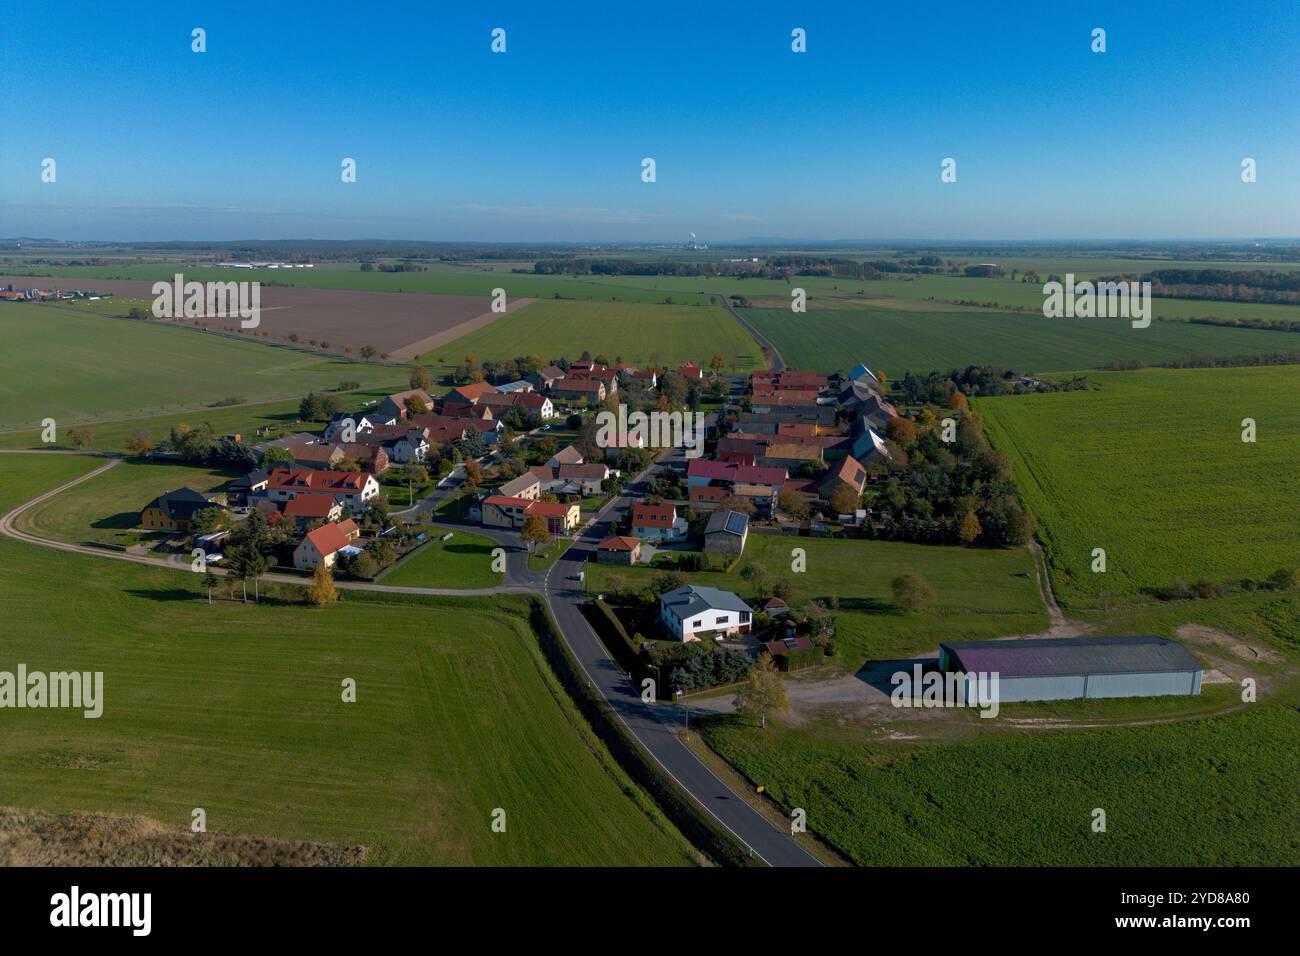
[939,636,1203,703]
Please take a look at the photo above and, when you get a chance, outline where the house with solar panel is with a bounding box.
[703,510,749,556]
[939,636,1203,703]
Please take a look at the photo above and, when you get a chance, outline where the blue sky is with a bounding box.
[2,0,1297,242]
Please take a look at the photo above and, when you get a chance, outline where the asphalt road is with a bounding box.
[541,451,822,867]
[717,293,785,371]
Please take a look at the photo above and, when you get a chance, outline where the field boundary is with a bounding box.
[389,297,538,362]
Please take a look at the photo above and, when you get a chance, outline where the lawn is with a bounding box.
[0,454,696,866]
[701,702,1299,866]
[0,304,400,429]
[741,304,1300,375]
[417,299,763,370]
[980,366,1300,606]
[16,459,235,547]
[380,529,503,589]
[586,534,1047,668]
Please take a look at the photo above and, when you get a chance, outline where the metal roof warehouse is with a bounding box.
[939,636,1203,703]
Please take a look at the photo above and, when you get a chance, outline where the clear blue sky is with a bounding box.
[2,0,1296,242]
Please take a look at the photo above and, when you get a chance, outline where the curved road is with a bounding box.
[0,450,821,867]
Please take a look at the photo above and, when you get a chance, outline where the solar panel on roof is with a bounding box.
[725,512,748,534]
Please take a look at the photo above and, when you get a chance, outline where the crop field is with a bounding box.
[0,454,695,866]
[379,529,503,589]
[980,366,1300,606]
[740,304,1300,374]
[0,304,403,430]
[701,702,1299,866]
[0,277,534,360]
[586,534,1046,668]
[419,299,764,371]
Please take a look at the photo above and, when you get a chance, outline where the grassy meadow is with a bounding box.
[0,454,696,866]
[587,534,1047,669]
[379,529,504,589]
[980,366,1300,606]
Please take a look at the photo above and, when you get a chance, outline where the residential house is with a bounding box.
[250,432,320,462]
[286,442,345,471]
[818,454,868,503]
[848,362,884,392]
[293,521,359,571]
[732,482,778,516]
[685,459,788,492]
[602,430,648,459]
[850,425,893,468]
[384,428,431,464]
[283,494,343,527]
[556,463,610,495]
[548,445,585,468]
[338,442,390,475]
[630,501,688,542]
[595,535,641,565]
[499,473,541,500]
[263,469,379,511]
[676,362,704,379]
[689,485,730,513]
[659,585,753,642]
[480,496,580,534]
[859,394,901,434]
[140,488,220,533]
[759,442,824,473]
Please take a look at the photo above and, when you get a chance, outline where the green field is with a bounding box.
[17,459,235,547]
[0,304,400,429]
[0,454,695,866]
[742,304,1300,375]
[702,701,1299,866]
[380,529,503,589]
[980,366,1300,605]
[420,299,763,370]
[587,534,1046,668]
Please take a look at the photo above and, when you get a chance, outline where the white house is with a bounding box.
[659,585,754,642]
[384,429,430,464]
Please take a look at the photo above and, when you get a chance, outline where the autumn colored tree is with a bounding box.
[68,427,93,449]
[885,416,917,445]
[124,429,155,458]
[521,514,551,554]
[409,364,430,391]
[830,484,860,516]
[309,562,339,606]
[709,354,726,373]
[463,458,483,488]
[950,390,969,412]
[958,510,982,545]
[777,487,811,520]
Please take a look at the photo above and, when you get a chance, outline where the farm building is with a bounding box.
[939,636,1203,703]
[703,510,749,556]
